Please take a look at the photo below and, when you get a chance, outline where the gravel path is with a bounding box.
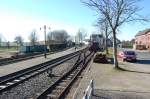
[0,56,79,99]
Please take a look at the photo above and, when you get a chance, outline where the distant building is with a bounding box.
[134,29,150,50]
[20,45,48,53]
[107,37,122,48]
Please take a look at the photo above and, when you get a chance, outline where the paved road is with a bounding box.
[118,49,150,73]
[135,50,150,64]
[118,48,150,64]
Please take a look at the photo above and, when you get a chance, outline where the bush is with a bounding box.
[94,53,108,63]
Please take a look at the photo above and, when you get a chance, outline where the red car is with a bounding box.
[118,50,137,62]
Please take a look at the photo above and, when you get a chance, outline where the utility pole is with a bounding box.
[44,25,47,58]
[40,25,50,58]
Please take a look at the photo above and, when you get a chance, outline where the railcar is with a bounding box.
[89,34,104,52]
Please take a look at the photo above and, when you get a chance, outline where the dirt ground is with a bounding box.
[0,49,18,58]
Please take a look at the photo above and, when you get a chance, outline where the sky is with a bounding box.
[0,0,150,42]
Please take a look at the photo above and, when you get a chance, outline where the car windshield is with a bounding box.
[125,51,135,55]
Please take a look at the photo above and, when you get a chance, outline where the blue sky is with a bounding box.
[0,0,150,41]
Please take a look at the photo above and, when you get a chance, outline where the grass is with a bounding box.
[96,48,113,57]
[107,48,113,58]
[0,47,18,52]
[0,47,18,58]
[122,45,133,49]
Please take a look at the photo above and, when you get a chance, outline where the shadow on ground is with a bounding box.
[108,58,150,65]
[135,60,150,65]
[92,89,150,99]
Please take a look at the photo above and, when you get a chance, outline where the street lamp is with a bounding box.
[40,25,50,58]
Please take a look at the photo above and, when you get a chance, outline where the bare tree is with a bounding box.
[47,32,53,51]
[14,36,24,49]
[29,30,38,46]
[102,23,109,54]
[47,32,52,45]
[96,17,111,54]
[51,30,69,43]
[82,0,148,68]
[0,35,2,47]
[14,36,24,46]
[7,41,10,49]
[76,29,87,44]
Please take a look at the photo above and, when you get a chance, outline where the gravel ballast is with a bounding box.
[0,56,79,99]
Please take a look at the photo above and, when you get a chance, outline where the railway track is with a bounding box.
[0,49,85,94]
[0,52,49,66]
[0,47,73,66]
[36,51,95,99]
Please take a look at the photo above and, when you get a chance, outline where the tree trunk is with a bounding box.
[17,44,19,51]
[112,29,118,68]
[105,30,109,54]
[105,38,108,54]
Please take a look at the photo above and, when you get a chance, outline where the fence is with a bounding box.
[82,80,94,99]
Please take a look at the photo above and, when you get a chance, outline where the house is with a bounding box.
[134,29,150,50]
[107,37,122,48]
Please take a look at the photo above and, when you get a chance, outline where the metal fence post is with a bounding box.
[82,80,94,99]
[91,80,94,96]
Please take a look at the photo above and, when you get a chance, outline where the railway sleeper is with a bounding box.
[76,67,81,70]
[34,71,40,74]
[62,79,70,82]
[25,74,32,78]
[47,94,57,99]
[0,85,6,89]
[6,82,14,85]
[56,86,66,89]
[51,89,62,93]
[49,90,60,97]
[37,69,43,72]
[70,71,76,75]
[59,82,68,86]
[70,73,75,76]
[65,77,72,80]
[19,77,26,80]
[67,75,73,78]
[1,83,15,90]
[13,79,20,82]
[30,72,38,75]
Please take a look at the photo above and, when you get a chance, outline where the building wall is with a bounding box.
[146,32,150,48]
[135,31,150,50]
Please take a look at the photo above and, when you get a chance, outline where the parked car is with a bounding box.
[118,50,137,62]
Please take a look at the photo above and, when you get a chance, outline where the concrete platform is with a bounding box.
[74,62,150,99]
[0,47,84,77]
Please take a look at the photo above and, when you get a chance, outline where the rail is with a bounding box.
[0,48,86,93]
[36,51,95,99]
[0,47,76,66]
